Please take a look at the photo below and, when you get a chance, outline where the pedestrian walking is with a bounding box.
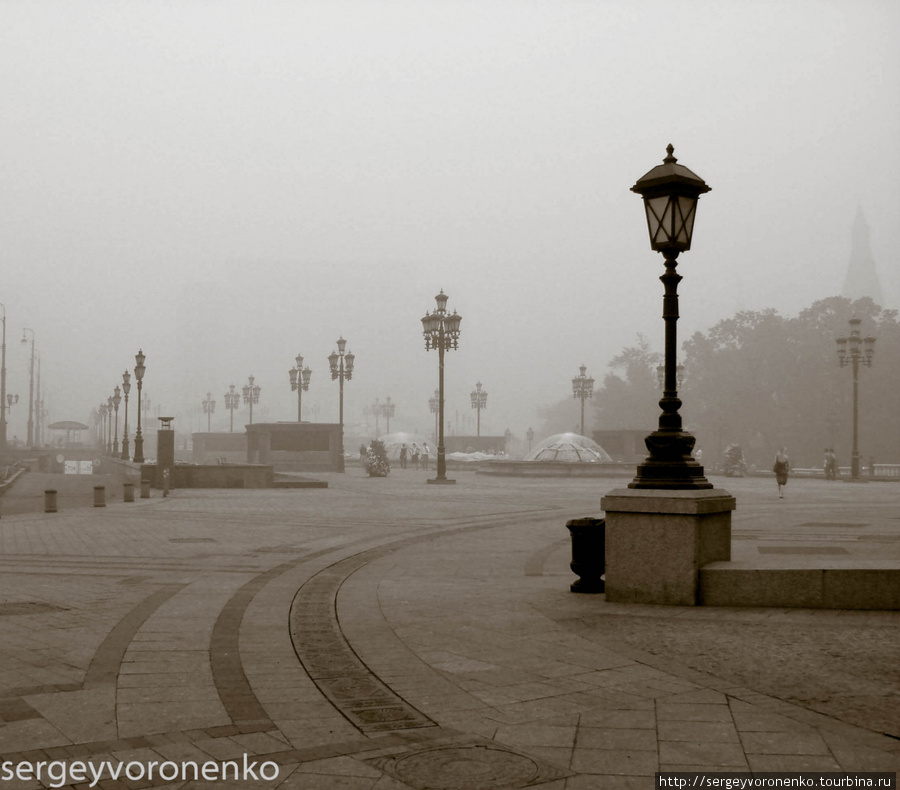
[399,443,408,469]
[411,443,420,470]
[773,446,790,498]
[824,448,837,480]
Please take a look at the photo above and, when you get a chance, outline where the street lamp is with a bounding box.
[224,385,240,432]
[470,382,488,437]
[98,402,107,450]
[629,144,712,489]
[571,365,594,436]
[421,290,462,484]
[106,396,114,455]
[133,349,146,463]
[242,376,261,425]
[289,354,311,421]
[121,371,131,460]
[0,304,6,450]
[328,337,354,472]
[428,389,440,444]
[836,316,876,480]
[380,396,395,435]
[4,394,18,424]
[112,386,122,456]
[21,328,35,447]
[202,392,216,432]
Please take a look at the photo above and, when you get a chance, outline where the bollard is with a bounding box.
[93,485,106,508]
[140,479,150,498]
[565,517,606,593]
[45,489,58,513]
[123,482,135,502]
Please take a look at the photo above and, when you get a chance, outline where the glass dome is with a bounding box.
[525,432,613,463]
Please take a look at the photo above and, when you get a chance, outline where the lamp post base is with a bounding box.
[427,477,456,485]
[629,429,713,490]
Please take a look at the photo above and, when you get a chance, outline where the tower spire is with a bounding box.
[841,207,884,306]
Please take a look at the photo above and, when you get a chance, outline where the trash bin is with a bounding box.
[93,486,106,508]
[565,517,606,593]
[45,489,58,513]
[140,479,150,498]
[123,482,135,502]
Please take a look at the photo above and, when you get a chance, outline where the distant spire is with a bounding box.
[841,207,884,306]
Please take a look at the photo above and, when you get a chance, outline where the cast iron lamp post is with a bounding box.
[4,394,18,424]
[428,389,440,443]
[289,354,311,421]
[224,385,239,432]
[98,402,107,450]
[120,371,131,460]
[629,144,712,490]
[133,349,146,464]
[328,337,354,472]
[380,396,395,435]
[836,316,876,480]
[21,328,35,447]
[106,396,114,455]
[371,398,381,436]
[421,290,462,484]
[202,392,216,432]
[571,365,594,437]
[112,386,122,456]
[470,382,488,437]
[242,376,261,425]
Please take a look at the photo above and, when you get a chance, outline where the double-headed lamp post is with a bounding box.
[202,392,216,432]
[224,385,239,432]
[242,376,261,425]
[421,290,462,484]
[289,354,311,421]
[470,382,488,437]
[133,349,146,464]
[629,144,712,490]
[112,386,122,456]
[836,316,876,480]
[380,396,395,435]
[571,365,594,437]
[328,337,355,472]
[120,371,131,460]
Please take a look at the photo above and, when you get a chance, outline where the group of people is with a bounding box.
[398,442,429,469]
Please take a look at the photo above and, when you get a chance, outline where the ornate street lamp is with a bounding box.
[571,365,594,437]
[106,396,114,455]
[470,382,488,437]
[289,354,311,422]
[380,396,395,435]
[4,393,18,427]
[224,384,239,432]
[421,290,462,484]
[121,371,131,460]
[836,316,876,480]
[371,398,382,436]
[133,349,146,464]
[202,392,216,432]
[428,389,440,444]
[21,328,35,447]
[242,375,261,425]
[112,386,122,456]
[98,402,107,450]
[629,144,712,489]
[328,337,354,472]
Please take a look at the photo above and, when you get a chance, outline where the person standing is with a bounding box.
[399,443,408,469]
[422,443,430,470]
[411,443,420,470]
[773,447,790,498]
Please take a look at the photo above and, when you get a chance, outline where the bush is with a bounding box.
[365,439,391,477]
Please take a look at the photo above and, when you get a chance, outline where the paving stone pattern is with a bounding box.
[0,472,898,789]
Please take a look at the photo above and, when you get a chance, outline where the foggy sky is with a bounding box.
[2,0,898,444]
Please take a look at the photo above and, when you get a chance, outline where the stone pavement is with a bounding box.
[0,469,898,788]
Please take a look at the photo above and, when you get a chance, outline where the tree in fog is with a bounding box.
[592,335,661,432]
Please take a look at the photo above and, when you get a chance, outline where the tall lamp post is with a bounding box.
[428,389,440,444]
[628,144,712,490]
[328,337,354,473]
[371,398,381,437]
[242,375,261,425]
[224,384,239,432]
[98,402,107,451]
[421,290,462,484]
[0,304,6,450]
[470,382,488,437]
[380,396,395,435]
[133,349,146,464]
[202,392,216,432]
[571,365,594,437]
[120,371,131,460]
[289,355,311,421]
[112,386,122,456]
[106,396,114,455]
[21,328,35,447]
[836,316,876,480]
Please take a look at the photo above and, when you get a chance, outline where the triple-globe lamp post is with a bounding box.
[328,337,355,472]
[202,392,216,432]
[836,316,876,480]
[470,382,487,437]
[242,376,261,425]
[421,290,461,484]
[133,350,146,464]
[629,144,711,489]
[289,354,312,422]
[224,385,239,432]
[571,365,594,437]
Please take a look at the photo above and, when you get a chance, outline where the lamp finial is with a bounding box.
[664,144,676,163]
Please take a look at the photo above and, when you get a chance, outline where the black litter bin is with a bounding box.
[565,517,606,593]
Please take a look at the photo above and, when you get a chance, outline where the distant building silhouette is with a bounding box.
[841,208,884,306]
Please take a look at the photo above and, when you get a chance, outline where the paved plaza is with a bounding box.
[0,468,898,788]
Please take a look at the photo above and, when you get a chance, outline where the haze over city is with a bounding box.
[2,0,897,444]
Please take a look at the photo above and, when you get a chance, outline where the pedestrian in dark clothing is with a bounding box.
[773,447,790,498]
